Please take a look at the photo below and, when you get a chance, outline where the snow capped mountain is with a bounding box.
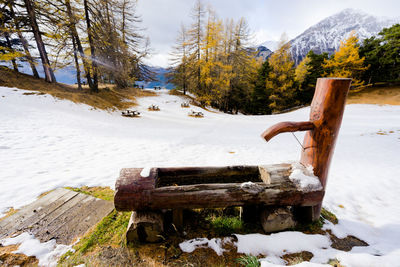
[255,45,273,61]
[289,8,399,64]
[259,40,279,52]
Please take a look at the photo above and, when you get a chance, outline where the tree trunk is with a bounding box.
[71,34,82,90]
[23,0,56,83]
[3,32,19,71]
[17,31,39,78]
[65,0,93,90]
[83,0,98,92]
[9,2,39,78]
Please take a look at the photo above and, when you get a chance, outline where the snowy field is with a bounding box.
[1,86,400,266]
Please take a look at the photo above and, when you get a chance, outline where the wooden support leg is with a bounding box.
[260,206,296,233]
[172,208,183,231]
[126,210,164,243]
[293,205,320,223]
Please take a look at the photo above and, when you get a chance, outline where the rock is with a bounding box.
[126,211,164,243]
[260,206,296,232]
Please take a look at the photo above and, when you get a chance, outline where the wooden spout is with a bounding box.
[261,121,314,142]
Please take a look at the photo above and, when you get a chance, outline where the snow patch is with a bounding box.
[140,166,151,177]
[0,232,74,267]
[289,162,322,191]
[179,237,229,256]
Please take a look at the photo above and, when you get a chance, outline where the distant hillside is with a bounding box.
[2,62,174,89]
[145,67,175,89]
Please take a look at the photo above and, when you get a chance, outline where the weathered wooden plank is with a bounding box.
[5,190,79,235]
[31,193,90,241]
[43,197,114,244]
[0,188,76,237]
[0,188,114,245]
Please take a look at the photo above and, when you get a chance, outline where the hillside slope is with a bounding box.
[0,67,155,110]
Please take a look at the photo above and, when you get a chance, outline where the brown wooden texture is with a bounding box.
[261,78,351,220]
[0,188,114,244]
[262,121,314,142]
[114,164,324,211]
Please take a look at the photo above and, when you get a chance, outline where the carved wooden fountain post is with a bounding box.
[262,78,352,221]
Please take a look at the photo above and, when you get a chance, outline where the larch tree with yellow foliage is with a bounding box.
[199,10,232,106]
[323,31,368,88]
[266,35,298,112]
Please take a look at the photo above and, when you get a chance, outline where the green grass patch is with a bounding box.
[65,186,114,201]
[294,208,338,233]
[58,209,130,265]
[321,208,338,224]
[207,215,243,236]
[236,255,260,267]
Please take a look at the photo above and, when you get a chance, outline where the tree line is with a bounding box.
[0,0,152,92]
[170,1,400,114]
[168,0,260,113]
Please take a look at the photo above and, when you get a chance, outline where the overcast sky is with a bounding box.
[136,0,400,68]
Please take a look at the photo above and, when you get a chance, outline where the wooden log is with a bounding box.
[261,78,351,221]
[260,206,296,233]
[114,164,324,211]
[126,211,164,243]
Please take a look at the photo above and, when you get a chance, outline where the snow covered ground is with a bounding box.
[1,86,400,266]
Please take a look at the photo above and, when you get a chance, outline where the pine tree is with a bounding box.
[360,24,400,84]
[250,59,272,114]
[322,31,367,88]
[297,50,329,104]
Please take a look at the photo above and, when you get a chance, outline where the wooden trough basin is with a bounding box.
[114,164,324,211]
[114,78,352,243]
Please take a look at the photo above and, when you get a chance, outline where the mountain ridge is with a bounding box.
[259,8,399,64]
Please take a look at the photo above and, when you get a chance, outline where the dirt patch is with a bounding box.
[329,232,368,252]
[348,86,400,105]
[282,251,313,265]
[0,244,38,267]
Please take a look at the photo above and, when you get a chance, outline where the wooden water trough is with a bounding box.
[114,78,352,242]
